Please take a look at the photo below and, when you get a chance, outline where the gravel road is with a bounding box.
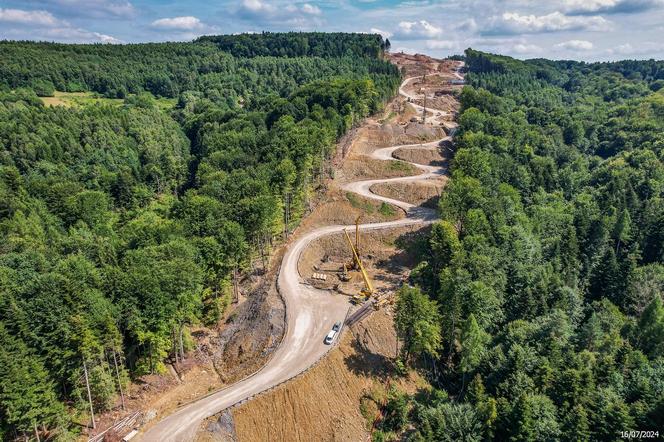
[138,69,457,442]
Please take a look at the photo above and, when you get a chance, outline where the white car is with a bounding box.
[324,329,337,345]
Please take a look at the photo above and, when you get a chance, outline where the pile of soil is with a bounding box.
[393,143,450,166]
[208,280,285,385]
[301,189,404,229]
[339,157,418,182]
[371,179,447,209]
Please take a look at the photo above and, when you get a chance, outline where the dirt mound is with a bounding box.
[298,188,404,232]
[393,144,449,166]
[339,157,417,182]
[208,280,285,385]
[371,179,447,209]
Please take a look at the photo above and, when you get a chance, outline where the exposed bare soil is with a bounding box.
[371,179,446,209]
[297,225,427,297]
[193,52,457,442]
[216,311,429,442]
[108,51,456,442]
[394,142,450,166]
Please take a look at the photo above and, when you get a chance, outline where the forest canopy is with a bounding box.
[0,32,398,440]
[390,49,664,442]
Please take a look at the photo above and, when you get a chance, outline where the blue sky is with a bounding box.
[1,0,664,61]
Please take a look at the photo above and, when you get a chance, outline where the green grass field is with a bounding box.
[40,91,177,111]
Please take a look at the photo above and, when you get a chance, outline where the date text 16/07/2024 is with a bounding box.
[621,431,659,439]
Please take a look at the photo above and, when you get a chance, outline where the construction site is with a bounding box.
[90,53,464,442]
[195,53,463,442]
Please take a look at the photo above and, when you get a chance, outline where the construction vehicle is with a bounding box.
[342,227,374,304]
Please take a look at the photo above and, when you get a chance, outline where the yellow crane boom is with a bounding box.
[343,228,373,296]
[355,215,362,255]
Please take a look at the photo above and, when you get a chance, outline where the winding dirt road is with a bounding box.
[139,65,458,442]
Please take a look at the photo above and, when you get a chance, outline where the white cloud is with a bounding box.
[394,20,443,39]
[612,43,635,54]
[25,0,136,19]
[455,18,478,33]
[607,41,664,55]
[0,7,121,43]
[425,40,456,49]
[555,39,594,51]
[235,0,324,28]
[301,3,322,15]
[370,27,392,39]
[241,0,275,15]
[563,0,619,12]
[563,0,663,14]
[96,33,121,43]
[0,8,60,26]
[15,26,123,43]
[151,16,205,31]
[487,11,611,34]
[512,43,543,54]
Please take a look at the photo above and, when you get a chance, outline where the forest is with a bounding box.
[0,33,400,440]
[386,50,664,441]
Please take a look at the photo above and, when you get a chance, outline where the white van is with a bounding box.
[324,329,337,345]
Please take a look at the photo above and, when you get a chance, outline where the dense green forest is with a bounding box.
[198,32,391,58]
[0,33,399,440]
[389,50,664,441]
[0,33,397,100]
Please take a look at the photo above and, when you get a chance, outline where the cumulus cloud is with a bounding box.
[301,3,322,15]
[606,41,664,55]
[425,40,456,50]
[512,43,543,54]
[455,18,478,33]
[0,8,60,26]
[151,16,206,31]
[370,27,392,39]
[393,20,443,39]
[486,11,611,34]
[235,0,324,28]
[0,7,120,43]
[23,0,136,19]
[563,0,664,15]
[40,27,122,43]
[555,39,594,50]
[240,0,275,15]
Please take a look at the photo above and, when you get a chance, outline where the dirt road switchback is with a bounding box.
[138,61,461,442]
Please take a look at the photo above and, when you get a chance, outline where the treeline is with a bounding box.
[198,32,390,58]
[0,34,397,99]
[388,50,664,441]
[0,34,399,440]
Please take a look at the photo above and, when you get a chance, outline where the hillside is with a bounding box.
[373,50,664,440]
[0,33,400,441]
[2,33,663,442]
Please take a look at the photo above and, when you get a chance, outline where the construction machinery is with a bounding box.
[342,227,374,304]
[354,215,362,260]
